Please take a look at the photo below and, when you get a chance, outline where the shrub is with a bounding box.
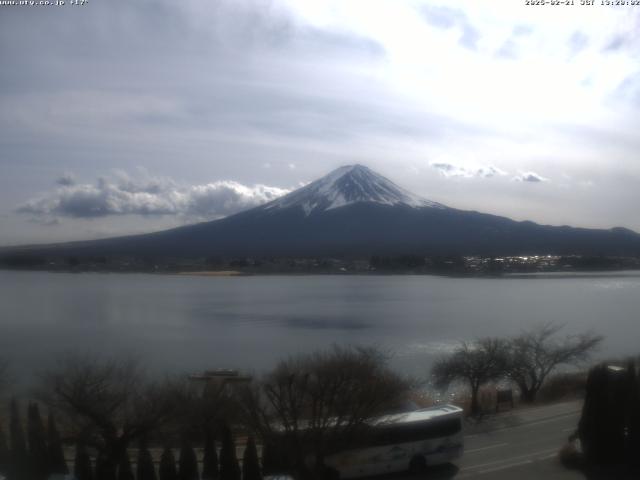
[0,418,9,477]
[537,372,587,403]
[9,399,29,480]
[219,424,240,480]
[159,447,178,480]
[117,451,135,480]
[242,437,261,480]
[47,412,69,475]
[137,441,157,480]
[178,439,199,480]
[578,361,638,466]
[74,443,94,480]
[27,403,49,480]
[202,432,219,480]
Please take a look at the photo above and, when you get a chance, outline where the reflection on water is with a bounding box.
[1,270,639,385]
[284,316,372,330]
[400,341,460,357]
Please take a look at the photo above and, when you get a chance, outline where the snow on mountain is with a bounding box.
[263,164,445,215]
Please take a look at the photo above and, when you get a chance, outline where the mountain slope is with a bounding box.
[261,164,444,215]
[4,165,640,259]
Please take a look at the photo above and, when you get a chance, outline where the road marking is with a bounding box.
[537,453,557,461]
[464,411,579,441]
[465,410,580,434]
[478,453,557,474]
[506,412,579,430]
[478,459,533,474]
[460,447,558,471]
[456,452,558,478]
[465,442,509,454]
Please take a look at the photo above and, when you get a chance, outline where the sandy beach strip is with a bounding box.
[176,270,245,276]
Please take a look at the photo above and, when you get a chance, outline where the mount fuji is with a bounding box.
[261,164,444,215]
[5,164,640,259]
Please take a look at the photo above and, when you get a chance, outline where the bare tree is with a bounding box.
[432,338,509,417]
[507,323,603,403]
[38,354,181,473]
[237,346,412,480]
[169,376,238,441]
[0,358,9,397]
[0,358,9,476]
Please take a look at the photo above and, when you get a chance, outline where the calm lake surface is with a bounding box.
[1,270,639,384]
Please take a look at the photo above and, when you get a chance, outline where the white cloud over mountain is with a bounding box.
[430,162,508,179]
[17,172,290,222]
[513,172,547,183]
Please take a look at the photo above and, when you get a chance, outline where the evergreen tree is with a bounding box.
[117,450,135,480]
[74,443,94,480]
[137,441,157,480]
[9,399,29,480]
[241,437,261,480]
[159,447,178,480]
[623,360,636,466]
[579,364,610,463]
[0,418,9,477]
[627,360,640,467]
[95,451,116,480]
[608,366,628,462]
[579,363,634,465]
[178,438,199,480]
[201,432,218,480]
[259,442,278,477]
[28,403,49,480]
[47,412,69,476]
[219,425,240,480]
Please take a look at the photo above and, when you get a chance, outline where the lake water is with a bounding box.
[1,270,639,386]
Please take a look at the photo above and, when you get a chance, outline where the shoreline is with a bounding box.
[176,270,245,277]
[3,268,640,278]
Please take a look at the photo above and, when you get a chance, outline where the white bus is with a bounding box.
[323,404,464,479]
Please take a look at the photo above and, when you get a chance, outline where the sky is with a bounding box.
[1,0,639,246]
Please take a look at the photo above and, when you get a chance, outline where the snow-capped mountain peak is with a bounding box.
[264,164,445,215]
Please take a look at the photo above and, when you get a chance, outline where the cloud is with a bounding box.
[3,0,640,244]
[513,172,547,183]
[16,172,290,222]
[430,162,507,179]
[568,31,589,57]
[295,27,385,58]
[496,25,534,60]
[513,25,534,36]
[28,217,61,226]
[56,173,76,186]
[614,72,640,106]
[603,34,627,52]
[420,5,480,50]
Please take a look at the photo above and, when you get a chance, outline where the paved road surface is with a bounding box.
[374,400,585,480]
[455,401,583,479]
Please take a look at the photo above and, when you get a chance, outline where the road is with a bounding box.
[455,400,583,479]
[376,400,585,480]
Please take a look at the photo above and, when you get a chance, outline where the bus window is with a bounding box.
[372,418,462,445]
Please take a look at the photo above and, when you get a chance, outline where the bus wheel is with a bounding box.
[409,455,427,474]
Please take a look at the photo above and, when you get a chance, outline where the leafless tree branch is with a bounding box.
[36,353,181,470]
[236,345,412,479]
[506,322,602,402]
[431,338,509,417]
